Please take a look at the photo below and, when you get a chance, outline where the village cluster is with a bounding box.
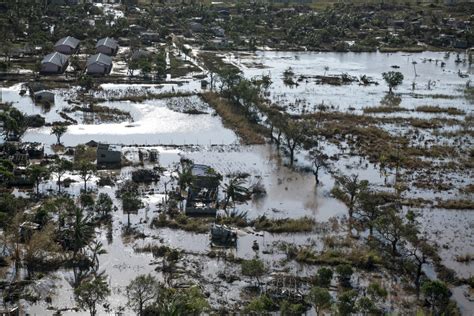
[41,36,118,75]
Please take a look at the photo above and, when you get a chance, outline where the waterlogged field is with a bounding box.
[234,51,472,113]
[1,50,473,315]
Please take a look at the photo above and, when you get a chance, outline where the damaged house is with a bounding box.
[185,164,221,216]
[27,82,54,105]
[97,143,121,168]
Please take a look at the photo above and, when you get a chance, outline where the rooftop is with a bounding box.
[86,53,113,66]
[54,36,80,48]
[96,37,118,49]
[41,52,69,66]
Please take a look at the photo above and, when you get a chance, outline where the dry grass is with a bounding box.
[437,199,474,210]
[363,106,410,114]
[201,92,266,145]
[253,216,315,233]
[416,106,465,116]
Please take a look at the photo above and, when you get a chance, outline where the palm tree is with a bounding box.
[88,240,107,274]
[69,207,94,260]
[222,175,249,213]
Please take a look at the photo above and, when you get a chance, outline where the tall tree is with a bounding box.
[0,107,27,141]
[95,193,113,219]
[421,280,452,315]
[374,208,405,256]
[122,192,143,229]
[126,274,161,316]
[310,150,328,185]
[51,124,68,145]
[308,287,332,316]
[282,119,307,167]
[331,174,368,236]
[75,160,96,192]
[382,71,404,94]
[27,164,50,196]
[52,158,73,193]
[75,275,110,316]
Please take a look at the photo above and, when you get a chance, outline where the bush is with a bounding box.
[315,267,333,288]
[336,264,353,288]
[243,294,276,315]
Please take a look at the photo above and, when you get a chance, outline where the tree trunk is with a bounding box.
[348,208,353,236]
[223,194,231,212]
[58,175,62,193]
[391,239,398,256]
[84,180,87,192]
[313,166,320,184]
[415,262,422,299]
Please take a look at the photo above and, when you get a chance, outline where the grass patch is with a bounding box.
[201,92,266,145]
[285,244,382,269]
[415,106,465,116]
[65,104,132,123]
[456,253,474,263]
[198,52,240,74]
[169,53,201,78]
[363,106,410,114]
[253,216,315,233]
[95,91,195,103]
[151,213,211,234]
[436,199,474,210]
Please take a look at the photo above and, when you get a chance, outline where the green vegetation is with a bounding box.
[382,71,404,94]
[415,105,465,115]
[241,258,266,288]
[151,213,211,234]
[253,216,315,233]
[201,92,266,144]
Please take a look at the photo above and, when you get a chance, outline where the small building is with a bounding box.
[132,169,159,183]
[54,36,80,55]
[97,143,121,167]
[96,37,119,56]
[140,31,160,44]
[20,142,44,159]
[189,22,204,33]
[40,52,69,74]
[86,53,113,75]
[186,164,221,216]
[27,82,54,104]
[211,26,225,37]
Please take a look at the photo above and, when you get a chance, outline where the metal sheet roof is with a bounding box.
[96,37,118,49]
[54,36,80,49]
[41,52,69,66]
[86,53,112,66]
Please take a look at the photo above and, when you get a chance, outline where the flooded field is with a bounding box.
[1,49,473,315]
[234,51,472,113]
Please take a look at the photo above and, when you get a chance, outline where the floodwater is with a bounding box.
[1,85,237,146]
[233,51,472,113]
[2,50,473,314]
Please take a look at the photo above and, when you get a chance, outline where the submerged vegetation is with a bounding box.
[0,0,472,315]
